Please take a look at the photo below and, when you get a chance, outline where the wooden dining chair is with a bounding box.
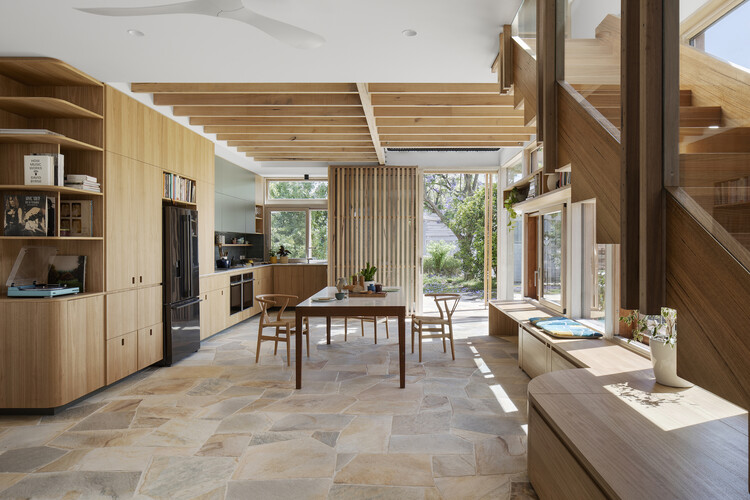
[344,316,390,344]
[255,294,309,366]
[411,293,460,362]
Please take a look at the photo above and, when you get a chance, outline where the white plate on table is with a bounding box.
[312,297,335,302]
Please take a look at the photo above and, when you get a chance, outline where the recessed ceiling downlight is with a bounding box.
[402,29,417,37]
[127,29,145,37]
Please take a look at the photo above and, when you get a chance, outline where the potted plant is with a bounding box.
[504,187,521,228]
[620,307,692,388]
[277,245,291,264]
[360,262,378,289]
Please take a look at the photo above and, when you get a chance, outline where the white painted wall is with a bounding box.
[568,0,620,38]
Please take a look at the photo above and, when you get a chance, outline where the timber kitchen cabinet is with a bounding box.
[0,294,105,409]
[105,285,164,384]
[105,152,162,291]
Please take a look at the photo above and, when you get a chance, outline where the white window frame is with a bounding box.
[538,203,566,314]
[570,200,620,338]
[265,178,328,207]
[267,207,328,262]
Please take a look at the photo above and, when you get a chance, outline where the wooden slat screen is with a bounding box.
[328,166,420,313]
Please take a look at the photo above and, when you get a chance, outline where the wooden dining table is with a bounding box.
[294,286,407,389]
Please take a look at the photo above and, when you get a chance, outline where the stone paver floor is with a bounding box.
[0,311,536,499]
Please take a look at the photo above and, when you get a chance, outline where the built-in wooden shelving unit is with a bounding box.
[0,184,102,196]
[255,204,264,234]
[0,97,103,119]
[0,57,105,294]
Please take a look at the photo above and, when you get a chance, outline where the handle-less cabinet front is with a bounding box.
[138,323,164,370]
[107,331,138,384]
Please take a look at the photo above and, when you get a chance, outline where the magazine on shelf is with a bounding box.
[0,128,62,135]
[65,174,97,183]
[47,255,87,292]
[3,193,55,236]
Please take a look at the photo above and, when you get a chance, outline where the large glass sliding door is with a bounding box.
[421,172,497,311]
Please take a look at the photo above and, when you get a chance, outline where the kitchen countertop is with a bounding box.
[203,262,328,278]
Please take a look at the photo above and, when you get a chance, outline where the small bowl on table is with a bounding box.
[335,292,346,300]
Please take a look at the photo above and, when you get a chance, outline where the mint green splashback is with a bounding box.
[214,156,257,233]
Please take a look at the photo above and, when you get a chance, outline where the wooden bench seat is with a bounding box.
[529,368,748,499]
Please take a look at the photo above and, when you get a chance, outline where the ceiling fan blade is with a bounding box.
[76,0,215,17]
[218,7,325,49]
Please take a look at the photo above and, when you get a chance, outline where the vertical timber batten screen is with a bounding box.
[328,166,420,314]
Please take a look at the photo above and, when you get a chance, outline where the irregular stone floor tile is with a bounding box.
[234,437,335,480]
[334,453,433,487]
[0,471,141,499]
[226,478,332,500]
[0,447,66,473]
[138,456,236,499]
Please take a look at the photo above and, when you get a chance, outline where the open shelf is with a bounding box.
[217,243,253,247]
[513,185,571,211]
[0,236,104,241]
[0,58,102,87]
[714,201,750,209]
[162,197,197,208]
[0,97,103,119]
[0,133,102,151]
[0,184,102,196]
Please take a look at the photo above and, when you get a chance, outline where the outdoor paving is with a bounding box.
[0,310,536,499]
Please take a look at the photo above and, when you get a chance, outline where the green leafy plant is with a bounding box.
[620,309,649,344]
[359,262,378,281]
[620,308,677,347]
[504,187,520,228]
[276,245,291,257]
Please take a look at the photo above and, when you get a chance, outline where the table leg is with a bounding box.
[326,316,331,345]
[398,313,405,389]
[295,309,303,389]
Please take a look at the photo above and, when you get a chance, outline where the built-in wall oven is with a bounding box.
[229,272,254,316]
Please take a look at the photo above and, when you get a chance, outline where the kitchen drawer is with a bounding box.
[106,290,138,340]
[138,323,164,370]
[138,285,163,330]
[106,331,137,384]
[202,274,230,292]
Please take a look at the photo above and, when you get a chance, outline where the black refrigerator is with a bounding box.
[163,206,201,365]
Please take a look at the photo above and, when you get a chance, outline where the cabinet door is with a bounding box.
[137,161,163,287]
[65,295,105,401]
[200,291,211,340]
[209,288,228,335]
[550,350,577,372]
[106,289,138,340]
[137,285,163,330]
[106,331,138,384]
[521,328,548,379]
[105,152,138,291]
[137,323,164,370]
[197,180,215,277]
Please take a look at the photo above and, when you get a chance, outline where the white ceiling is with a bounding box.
[0,0,521,83]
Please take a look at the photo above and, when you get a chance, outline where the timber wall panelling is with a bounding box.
[328,166,420,313]
[666,194,750,411]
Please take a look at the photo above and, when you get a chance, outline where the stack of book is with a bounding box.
[715,176,750,206]
[163,172,196,203]
[64,174,100,193]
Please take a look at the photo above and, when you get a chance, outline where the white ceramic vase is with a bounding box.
[650,339,693,388]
